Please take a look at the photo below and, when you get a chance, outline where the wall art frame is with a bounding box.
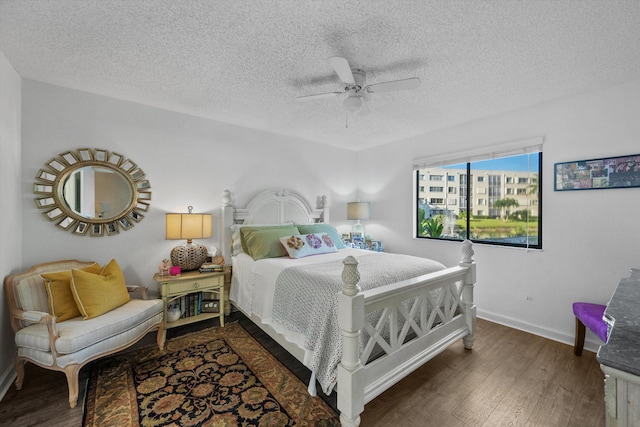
[554,153,640,191]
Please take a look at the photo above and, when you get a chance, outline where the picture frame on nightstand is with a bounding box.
[201,299,220,313]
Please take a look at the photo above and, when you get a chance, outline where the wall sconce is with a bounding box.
[347,201,370,237]
[166,206,212,271]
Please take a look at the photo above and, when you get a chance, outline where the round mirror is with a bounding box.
[34,148,151,236]
[61,166,134,220]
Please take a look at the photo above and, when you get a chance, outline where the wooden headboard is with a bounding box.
[220,188,329,262]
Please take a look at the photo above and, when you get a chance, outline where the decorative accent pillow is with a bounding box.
[296,223,346,249]
[279,233,339,259]
[41,263,101,322]
[243,226,301,260]
[230,222,293,256]
[70,259,131,319]
[238,223,295,255]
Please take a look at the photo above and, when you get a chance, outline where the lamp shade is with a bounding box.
[347,202,370,221]
[165,213,212,240]
[343,96,363,113]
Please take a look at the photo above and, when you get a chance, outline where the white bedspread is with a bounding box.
[230,248,445,394]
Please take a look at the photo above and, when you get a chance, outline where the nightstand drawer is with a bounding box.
[166,275,222,294]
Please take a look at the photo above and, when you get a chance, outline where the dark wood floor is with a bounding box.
[0,314,605,427]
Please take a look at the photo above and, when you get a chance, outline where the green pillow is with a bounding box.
[243,226,300,260]
[296,223,346,249]
[239,224,297,254]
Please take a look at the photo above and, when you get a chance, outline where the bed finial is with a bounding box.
[222,190,233,207]
[341,256,361,296]
[460,239,474,264]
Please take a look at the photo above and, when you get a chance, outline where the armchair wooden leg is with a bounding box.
[14,357,25,390]
[157,323,166,351]
[574,317,586,356]
[64,364,81,408]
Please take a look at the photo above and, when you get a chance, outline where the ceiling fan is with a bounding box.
[296,56,421,115]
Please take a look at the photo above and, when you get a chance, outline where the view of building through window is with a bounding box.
[416,152,542,249]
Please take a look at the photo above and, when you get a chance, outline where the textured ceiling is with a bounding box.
[2,1,640,151]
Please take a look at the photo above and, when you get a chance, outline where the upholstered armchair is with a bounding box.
[4,260,165,408]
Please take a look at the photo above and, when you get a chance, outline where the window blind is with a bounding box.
[412,137,544,170]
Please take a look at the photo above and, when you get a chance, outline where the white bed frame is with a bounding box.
[221,188,476,427]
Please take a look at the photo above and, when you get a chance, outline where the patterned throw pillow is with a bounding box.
[296,223,346,249]
[279,233,339,259]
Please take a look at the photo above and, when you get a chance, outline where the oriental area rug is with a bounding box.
[83,322,339,427]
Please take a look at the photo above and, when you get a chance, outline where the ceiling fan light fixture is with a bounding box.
[343,96,363,113]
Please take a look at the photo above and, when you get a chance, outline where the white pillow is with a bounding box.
[279,233,339,259]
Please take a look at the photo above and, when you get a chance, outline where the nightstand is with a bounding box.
[154,270,225,342]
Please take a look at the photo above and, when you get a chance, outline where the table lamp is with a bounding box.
[166,206,212,271]
[347,201,370,237]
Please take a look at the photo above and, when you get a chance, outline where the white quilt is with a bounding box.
[231,248,445,394]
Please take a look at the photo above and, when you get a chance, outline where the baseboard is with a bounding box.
[0,364,16,403]
[477,309,603,354]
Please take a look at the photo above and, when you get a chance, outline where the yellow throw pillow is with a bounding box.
[42,263,101,322]
[70,259,131,320]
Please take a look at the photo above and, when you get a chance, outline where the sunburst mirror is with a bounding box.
[33,148,151,237]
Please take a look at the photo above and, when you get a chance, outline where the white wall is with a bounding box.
[359,78,640,351]
[0,52,22,399]
[9,74,640,404]
[20,80,357,290]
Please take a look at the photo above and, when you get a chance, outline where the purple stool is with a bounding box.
[572,302,608,356]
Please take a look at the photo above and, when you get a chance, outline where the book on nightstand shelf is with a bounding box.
[172,292,204,319]
[199,263,224,273]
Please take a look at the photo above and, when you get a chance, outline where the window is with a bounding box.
[430,175,443,181]
[414,139,542,249]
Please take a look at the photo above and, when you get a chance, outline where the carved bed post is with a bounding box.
[337,256,364,427]
[320,194,329,223]
[221,190,234,263]
[459,240,476,349]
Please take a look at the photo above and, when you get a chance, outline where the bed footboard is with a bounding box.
[337,240,476,427]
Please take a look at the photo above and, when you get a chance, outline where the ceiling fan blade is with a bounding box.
[366,77,421,93]
[296,91,342,101]
[328,56,355,85]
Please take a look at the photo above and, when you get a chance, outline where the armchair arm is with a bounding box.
[13,309,53,323]
[11,308,60,357]
[21,310,52,322]
[127,285,149,300]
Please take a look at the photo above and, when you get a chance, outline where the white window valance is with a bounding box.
[412,137,544,170]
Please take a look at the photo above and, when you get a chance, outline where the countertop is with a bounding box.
[596,269,640,376]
